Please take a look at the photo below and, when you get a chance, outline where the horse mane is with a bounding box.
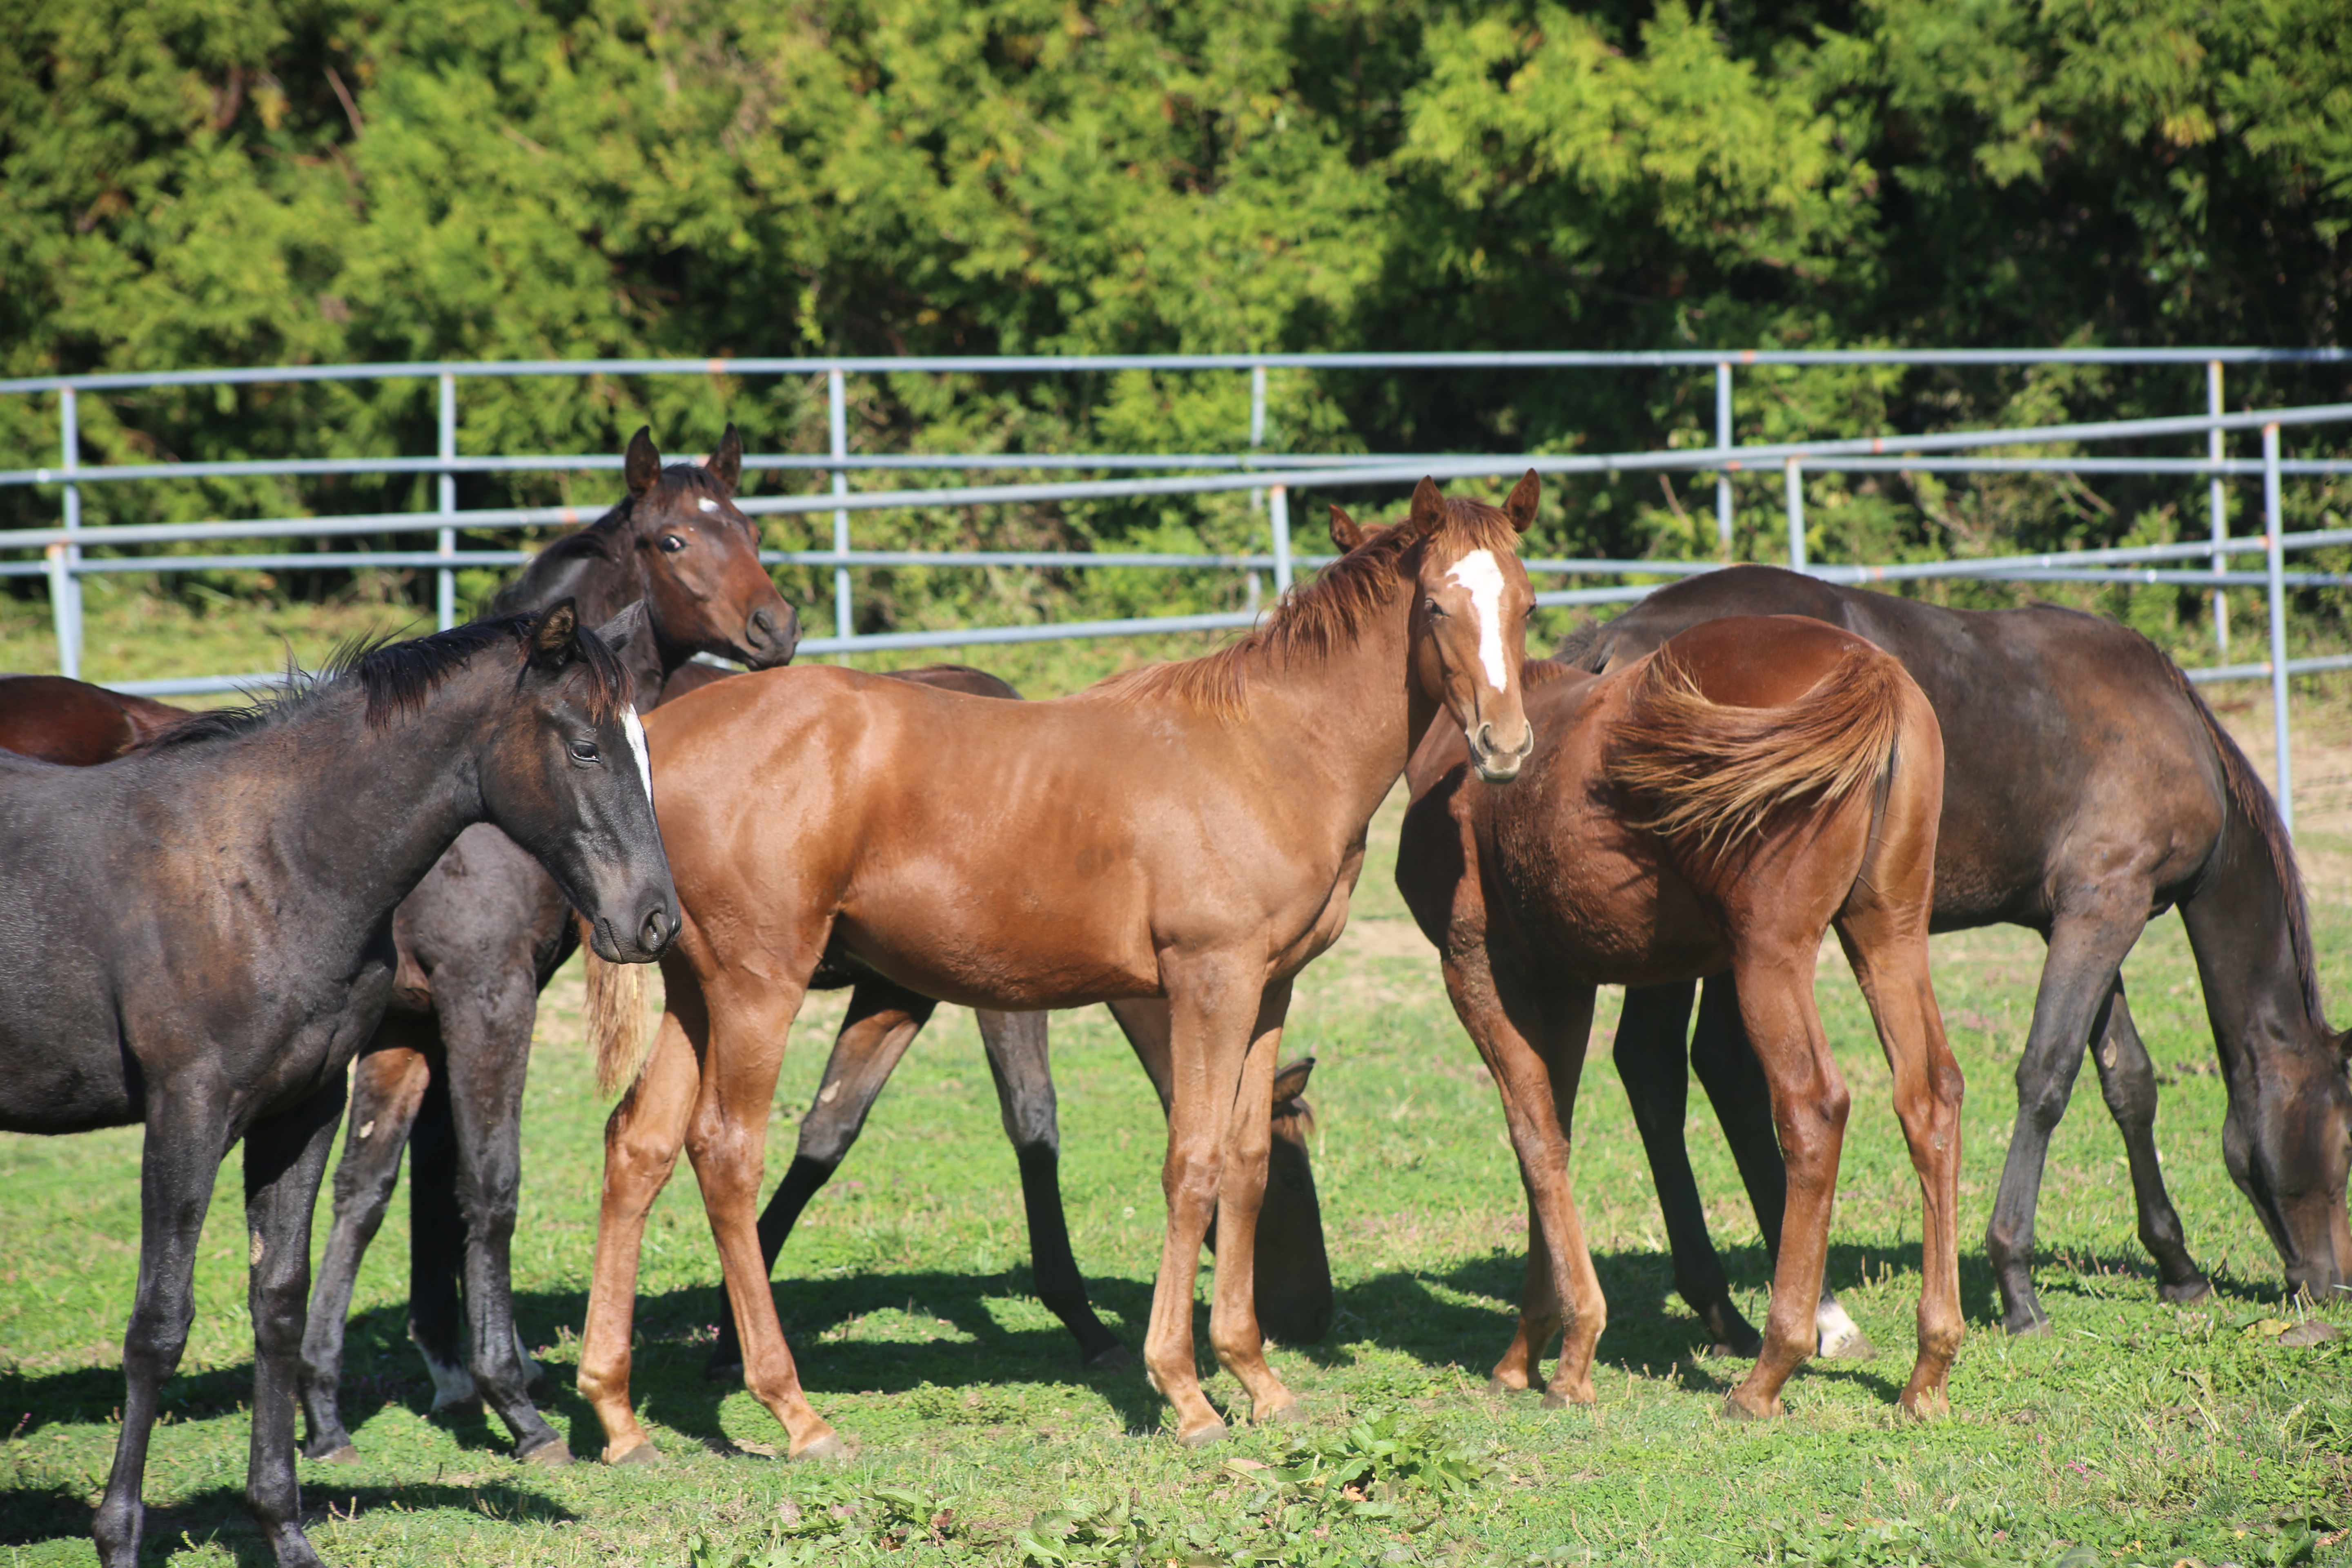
[1610,641,1907,861]
[1521,656,1575,688]
[145,612,631,748]
[2151,648,2334,1042]
[492,462,743,615]
[1084,495,1526,721]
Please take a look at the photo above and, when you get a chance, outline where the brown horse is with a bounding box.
[1396,615,1964,1419]
[0,675,189,763]
[579,474,1537,1459]
[661,664,1334,1380]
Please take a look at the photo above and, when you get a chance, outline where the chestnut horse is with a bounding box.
[663,661,1334,1380]
[1396,616,1964,1419]
[1559,566,2352,1334]
[579,474,1537,1459]
[296,427,797,1466]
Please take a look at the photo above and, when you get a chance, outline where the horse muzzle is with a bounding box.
[595,901,679,963]
[740,604,800,669]
[1470,720,1535,783]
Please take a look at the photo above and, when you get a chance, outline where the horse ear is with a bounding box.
[1328,505,1365,553]
[528,599,581,671]
[592,600,664,707]
[1407,477,1445,537]
[1504,468,1540,532]
[624,428,661,499]
[706,425,742,496]
[1271,1056,1315,1106]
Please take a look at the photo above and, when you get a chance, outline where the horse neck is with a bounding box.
[1236,580,1430,831]
[2178,800,2338,1070]
[198,679,500,939]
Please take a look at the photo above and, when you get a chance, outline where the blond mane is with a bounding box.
[1082,495,1524,721]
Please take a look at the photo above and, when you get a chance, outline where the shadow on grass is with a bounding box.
[0,1479,575,1563]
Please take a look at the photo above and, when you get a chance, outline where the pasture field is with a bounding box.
[3,662,2351,1566]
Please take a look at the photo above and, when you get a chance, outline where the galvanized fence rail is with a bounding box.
[3,350,2348,826]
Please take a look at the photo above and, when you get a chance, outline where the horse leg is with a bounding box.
[705,979,929,1379]
[578,1003,704,1464]
[2092,983,2210,1303]
[1983,906,2145,1334]
[1722,945,1850,1420]
[1832,912,1966,1419]
[1203,981,1304,1426]
[405,1062,472,1410]
[91,1091,232,1568]
[301,1025,433,1460]
[979,1007,1127,1366]
[1615,980,1759,1354]
[239,1083,347,1568]
[439,966,567,1461]
[1143,963,1276,1445]
[1442,948,1605,1407]
[1689,976,1871,1360]
[685,977,842,1459]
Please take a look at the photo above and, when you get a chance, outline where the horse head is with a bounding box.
[621,425,799,671]
[1332,470,1539,783]
[477,599,678,964]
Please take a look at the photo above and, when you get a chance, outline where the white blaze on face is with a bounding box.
[1444,548,1510,691]
[697,496,719,513]
[622,706,654,805]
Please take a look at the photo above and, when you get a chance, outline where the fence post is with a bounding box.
[1250,363,1269,609]
[1270,483,1291,597]
[1784,455,1806,573]
[829,367,853,662]
[1715,361,1734,557]
[437,371,457,630]
[2263,422,2292,834]
[2209,361,2228,654]
[53,386,82,678]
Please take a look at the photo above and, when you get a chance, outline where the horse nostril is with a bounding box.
[749,607,777,646]
[1476,722,1497,755]
[639,906,673,953]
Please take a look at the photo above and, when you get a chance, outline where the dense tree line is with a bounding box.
[2,0,2348,636]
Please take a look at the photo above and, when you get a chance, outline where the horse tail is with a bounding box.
[585,941,654,1097]
[2152,650,2334,1039]
[1611,640,1910,861]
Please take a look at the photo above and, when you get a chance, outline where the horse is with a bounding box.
[295,426,798,1466]
[0,674,188,762]
[1395,615,1964,1419]
[575,474,1538,1459]
[1557,565,2352,1336]
[653,661,1333,1381]
[0,602,675,1568]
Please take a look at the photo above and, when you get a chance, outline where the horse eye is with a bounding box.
[1425,598,1447,617]
[570,739,601,764]
[659,534,687,552]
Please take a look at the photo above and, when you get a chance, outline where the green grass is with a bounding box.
[2,604,2350,1566]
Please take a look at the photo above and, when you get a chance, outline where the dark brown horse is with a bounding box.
[294,427,797,1465]
[1559,566,2352,1337]
[0,675,188,762]
[658,662,1334,1380]
[0,604,674,1568]
[1396,615,1963,1418]
[579,475,1538,1459]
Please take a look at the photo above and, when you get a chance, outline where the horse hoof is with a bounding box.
[518,1437,574,1468]
[1485,1376,1532,1396]
[1082,1342,1136,1372]
[1176,1419,1230,1449]
[307,1443,360,1466]
[1721,1393,1781,1422]
[791,1432,849,1463]
[1539,1390,1595,1411]
[1256,1400,1305,1427]
[606,1439,662,1467]
[1819,1328,1877,1361]
[2160,1277,2213,1306]
[1899,1389,1951,1421]
[2003,1314,2054,1339]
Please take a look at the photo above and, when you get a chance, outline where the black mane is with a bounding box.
[146,612,630,748]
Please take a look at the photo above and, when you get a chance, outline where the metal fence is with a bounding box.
[3,350,2349,827]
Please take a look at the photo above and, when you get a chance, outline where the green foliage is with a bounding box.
[2,0,2350,646]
